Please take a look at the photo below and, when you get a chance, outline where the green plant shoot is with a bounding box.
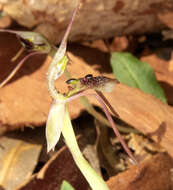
[60,180,75,190]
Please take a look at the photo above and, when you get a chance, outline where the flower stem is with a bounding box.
[62,105,109,190]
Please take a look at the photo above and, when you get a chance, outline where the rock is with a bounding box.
[0,0,172,43]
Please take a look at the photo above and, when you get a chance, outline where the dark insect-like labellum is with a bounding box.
[66,74,118,94]
[80,75,109,89]
[19,37,34,50]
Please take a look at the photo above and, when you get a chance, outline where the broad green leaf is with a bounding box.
[60,180,75,190]
[110,52,167,103]
[46,101,66,152]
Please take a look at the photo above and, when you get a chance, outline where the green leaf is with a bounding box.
[0,12,3,19]
[110,52,167,103]
[60,180,75,190]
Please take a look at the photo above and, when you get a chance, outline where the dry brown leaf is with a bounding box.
[141,53,173,104]
[157,8,173,29]
[128,133,165,162]
[109,36,129,52]
[101,84,173,158]
[162,30,173,40]
[169,52,173,72]
[0,129,42,190]
[107,153,173,190]
[82,40,108,53]
[0,15,11,29]
[16,145,89,190]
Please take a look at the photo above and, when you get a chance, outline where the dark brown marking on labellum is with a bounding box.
[79,75,109,88]
[18,37,34,50]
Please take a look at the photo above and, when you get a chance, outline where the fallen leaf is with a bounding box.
[102,83,173,158]
[16,145,89,190]
[0,14,11,29]
[107,153,173,190]
[0,129,42,190]
[141,53,173,104]
[128,133,165,162]
[157,9,173,29]
[109,37,129,52]
[82,40,108,53]
[169,52,173,72]
[162,30,173,40]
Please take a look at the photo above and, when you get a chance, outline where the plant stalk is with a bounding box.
[62,105,109,190]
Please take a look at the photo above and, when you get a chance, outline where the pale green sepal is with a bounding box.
[46,101,66,152]
[54,55,68,80]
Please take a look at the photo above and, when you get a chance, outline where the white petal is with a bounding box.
[46,101,65,152]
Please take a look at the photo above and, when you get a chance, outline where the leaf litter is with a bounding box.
[0,128,42,190]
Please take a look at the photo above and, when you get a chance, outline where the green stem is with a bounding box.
[62,105,109,190]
